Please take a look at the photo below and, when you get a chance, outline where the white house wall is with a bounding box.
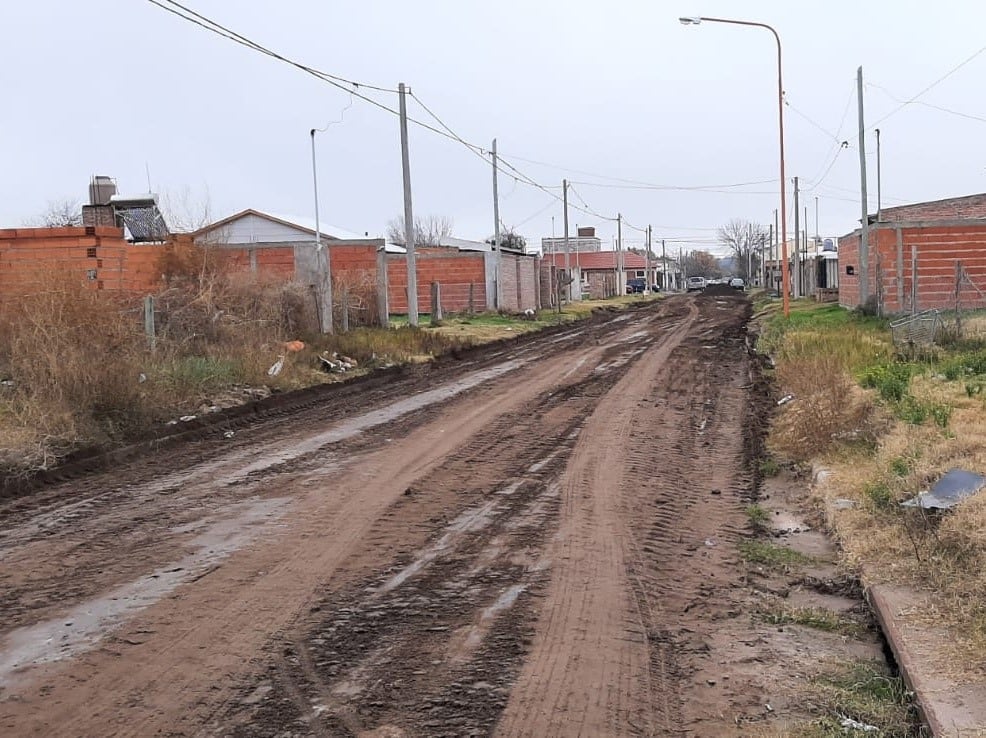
[204,213,315,245]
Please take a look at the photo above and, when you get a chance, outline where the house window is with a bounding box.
[86,269,97,281]
[86,247,97,258]
[635,270,645,278]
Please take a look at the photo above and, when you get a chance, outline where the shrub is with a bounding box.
[860,363,913,403]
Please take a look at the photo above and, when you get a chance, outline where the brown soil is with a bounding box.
[0,295,901,736]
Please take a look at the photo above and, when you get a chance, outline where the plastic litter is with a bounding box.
[901,468,986,510]
[777,394,795,405]
[267,355,285,377]
[839,715,879,732]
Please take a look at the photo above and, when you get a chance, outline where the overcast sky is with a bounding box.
[2,0,984,254]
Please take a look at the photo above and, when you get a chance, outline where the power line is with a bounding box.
[866,81,986,125]
[862,44,986,133]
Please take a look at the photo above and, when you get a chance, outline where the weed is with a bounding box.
[889,456,911,477]
[739,539,812,569]
[759,606,859,635]
[808,662,916,738]
[863,481,894,510]
[745,504,772,531]
[759,457,781,477]
[860,363,913,403]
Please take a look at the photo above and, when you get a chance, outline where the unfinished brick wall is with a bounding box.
[387,251,489,314]
[498,253,539,312]
[878,194,986,223]
[0,226,162,295]
[839,221,986,312]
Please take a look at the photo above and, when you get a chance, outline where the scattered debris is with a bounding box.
[777,394,795,405]
[838,715,879,732]
[137,373,147,384]
[283,340,305,353]
[832,498,856,511]
[179,415,196,423]
[223,431,235,439]
[902,468,986,510]
[267,355,285,377]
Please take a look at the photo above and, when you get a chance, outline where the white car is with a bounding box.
[729,277,745,290]
[686,276,707,292]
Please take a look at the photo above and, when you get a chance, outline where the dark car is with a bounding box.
[626,278,647,294]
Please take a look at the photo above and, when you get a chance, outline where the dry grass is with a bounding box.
[763,302,986,676]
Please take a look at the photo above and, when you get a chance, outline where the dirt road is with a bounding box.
[0,294,767,736]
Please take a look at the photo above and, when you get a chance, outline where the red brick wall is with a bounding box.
[0,226,164,295]
[387,252,487,314]
[498,253,538,311]
[840,223,986,312]
[879,194,986,223]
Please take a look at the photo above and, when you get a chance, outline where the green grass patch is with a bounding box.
[759,606,860,635]
[889,456,911,477]
[759,457,781,477]
[745,503,772,531]
[804,662,917,738]
[739,539,813,569]
[162,355,245,393]
[859,363,913,403]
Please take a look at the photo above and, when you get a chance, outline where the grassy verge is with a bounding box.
[759,298,986,674]
[0,280,656,476]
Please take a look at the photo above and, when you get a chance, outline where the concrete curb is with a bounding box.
[868,583,986,737]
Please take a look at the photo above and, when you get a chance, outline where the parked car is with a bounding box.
[729,277,745,290]
[626,278,647,294]
[686,276,707,292]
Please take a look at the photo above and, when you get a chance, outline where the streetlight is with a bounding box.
[679,15,790,316]
[310,128,334,333]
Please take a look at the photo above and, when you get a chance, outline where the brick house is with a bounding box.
[542,251,663,299]
[838,193,986,313]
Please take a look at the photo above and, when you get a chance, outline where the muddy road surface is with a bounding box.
[0,295,768,737]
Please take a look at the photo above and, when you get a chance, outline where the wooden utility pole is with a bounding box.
[398,82,418,325]
[492,138,501,309]
[858,66,870,307]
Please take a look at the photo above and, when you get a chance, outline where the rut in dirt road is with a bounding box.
[0,295,764,738]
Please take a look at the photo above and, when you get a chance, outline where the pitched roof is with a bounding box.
[543,250,648,270]
[194,208,365,241]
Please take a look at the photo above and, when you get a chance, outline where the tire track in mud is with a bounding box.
[220,308,691,738]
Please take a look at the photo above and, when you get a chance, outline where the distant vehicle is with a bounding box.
[729,277,745,290]
[686,276,707,292]
[626,278,647,294]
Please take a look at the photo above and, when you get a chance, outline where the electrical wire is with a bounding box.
[867,82,986,125]
[862,44,986,133]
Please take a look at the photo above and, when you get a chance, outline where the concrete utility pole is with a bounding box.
[310,128,333,333]
[492,138,502,310]
[858,66,870,306]
[793,175,801,299]
[773,208,779,292]
[617,213,624,296]
[767,224,773,290]
[875,128,882,221]
[661,238,667,290]
[644,225,654,293]
[398,83,418,325]
[563,179,571,301]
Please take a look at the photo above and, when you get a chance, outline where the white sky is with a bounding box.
[2,0,984,254]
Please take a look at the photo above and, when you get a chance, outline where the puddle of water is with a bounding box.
[0,496,289,687]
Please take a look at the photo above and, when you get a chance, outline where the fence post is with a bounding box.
[143,295,156,350]
[955,260,962,338]
[430,281,443,325]
[341,287,350,333]
[468,283,475,314]
[376,245,389,328]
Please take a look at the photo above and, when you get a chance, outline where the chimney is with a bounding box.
[83,175,118,228]
[577,226,595,238]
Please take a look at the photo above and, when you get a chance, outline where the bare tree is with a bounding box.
[717,218,768,282]
[386,215,454,247]
[682,250,723,279]
[160,185,213,234]
[28,198,83,227]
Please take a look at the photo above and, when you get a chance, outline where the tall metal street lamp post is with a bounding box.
[679,15,790,316]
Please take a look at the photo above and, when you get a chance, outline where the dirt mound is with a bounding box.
[703,282,743,296]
